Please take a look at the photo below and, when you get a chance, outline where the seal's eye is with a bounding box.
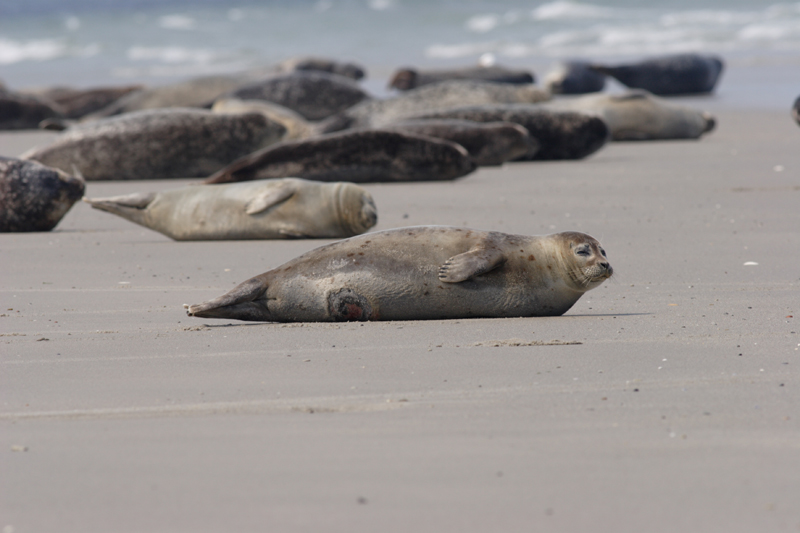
[575,246,590,256]
[600,249,607,257]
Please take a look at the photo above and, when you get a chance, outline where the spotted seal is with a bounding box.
[185,226,613,322]
[389,65,535,91]
[84,178,376,241]
[0,157,84,232]
[589,54,724,95]
[273,56,366,80]
[22,108,287,181]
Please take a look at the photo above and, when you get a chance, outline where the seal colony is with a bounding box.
[185,227,612,322]
[85,178,377,241]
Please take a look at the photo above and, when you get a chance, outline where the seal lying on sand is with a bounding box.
[793,96,800,127]
[589,54,724,95]
[84,178,377,241]
[378,119,537,165]
[204,129,476,184]
[273,56,365,80]
[389,65,535,91]
[23,84,143,119]
[544,61,606,95]
[542,91,716,140]
[318,80,550,132]
[0,157,84,232]
[185,226,613,322]
[227,71,371,121]
[22,108,286,181]
[0,88,63,130]
[410,105,609,160]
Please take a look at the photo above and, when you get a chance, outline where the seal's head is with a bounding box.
[335,183,378,236]
[389,69,418,91]
[553,231,613,291]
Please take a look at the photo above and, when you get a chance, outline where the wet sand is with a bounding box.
[1,108,799,532]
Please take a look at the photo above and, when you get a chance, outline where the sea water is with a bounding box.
[1,0,799,108]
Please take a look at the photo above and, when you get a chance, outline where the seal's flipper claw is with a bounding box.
[438,248,506,283]
[185,277,272,321]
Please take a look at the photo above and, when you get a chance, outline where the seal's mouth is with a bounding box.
[336,183,378,236]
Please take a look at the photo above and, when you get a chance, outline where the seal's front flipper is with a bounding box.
[244,182,297,215]
[184,276,272,321]
[438,248,506,283]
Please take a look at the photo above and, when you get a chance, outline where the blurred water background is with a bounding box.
[1,0,799,108]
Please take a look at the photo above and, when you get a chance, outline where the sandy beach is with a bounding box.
[1,102,799,531]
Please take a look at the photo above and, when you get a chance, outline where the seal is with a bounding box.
[21,108,287,181]
[1,87,63,130]
[0,157,85,232]
[389,65,535,91]
[542,91,715,140]
[84,178,377,241]
[203,129,476,184]
[184,226,613,322]
[317,80,550,132]
[211,98,316,141]
[543,61,606,95]
[409,104,609,160]
[589,54,724,95]
[227,71,371,121]
[273,56,366,80]
[23,84,143,119]
[378,119,537,165]
[793,95,800,127]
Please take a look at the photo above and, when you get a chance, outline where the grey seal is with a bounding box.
[273,56,366,80]
[23,84,143,119]
[542,91,715,140]
[793,96,800,126]
[0,157,84,232]
[389,65,535,91]
[227,71,371,121]
[22,108,287,181]
[84,178,377,241]
[0,88,63,130]
[185,226,613,322]
[203,129,476,184]
[589,54,724,95]
[544,61,606,95]
[409,104,609,160]
[318,80,550,132]
[378,119,537,165]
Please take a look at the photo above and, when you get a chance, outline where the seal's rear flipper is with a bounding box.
[83,192,157,226]
[184,277,272,321]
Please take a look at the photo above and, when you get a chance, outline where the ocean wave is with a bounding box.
[0,37,98,65]
[127,46,218,64]
[158,14,196,30]
[530,1,632,21]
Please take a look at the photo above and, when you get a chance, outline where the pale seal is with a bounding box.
[211,98,316,141]
[542,91,715,140]
[203,129,476,184]
[389,65,535,91]
[589,54,724,95]
[544,61,606,95]
[84,178,377,241]
[227,71,371,121]
[378,119,537,165]
[1,88,63,130]
[273,56,366,80]
[22,108,287,181]
[317,80,550,132]
[409,104,609,160]
[185,226,613,322]
[1,157,84,232]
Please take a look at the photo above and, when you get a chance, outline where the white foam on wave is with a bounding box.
[0,37,99,65]
[530,0,627,21]
[127,46,217,64]
[158,14,196,30]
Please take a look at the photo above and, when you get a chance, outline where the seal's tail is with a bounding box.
[184,276,272,322]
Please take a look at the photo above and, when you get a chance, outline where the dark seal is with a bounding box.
[389,65,535,91]
[589,54,724,95]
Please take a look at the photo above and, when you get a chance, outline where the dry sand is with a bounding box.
[1,108,799,532]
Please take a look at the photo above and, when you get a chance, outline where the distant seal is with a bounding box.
[544,61,606,95]
[378,119,537,165]
[318,80,550,132]
[410,104,609,160]
[204,129,476,184]
[22,84,144,119]
[589,54,724,95]
[389,65,535,91]
[793,96,800,126]
[0,157,84,232]
[185,226,613,322]
[22,108,286,181]
[84,178,377,241]
[274,56,366,80]
[0,88,63,130]
[211,98,315,140]
[227,71,371,121]
[542,91,715,140]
